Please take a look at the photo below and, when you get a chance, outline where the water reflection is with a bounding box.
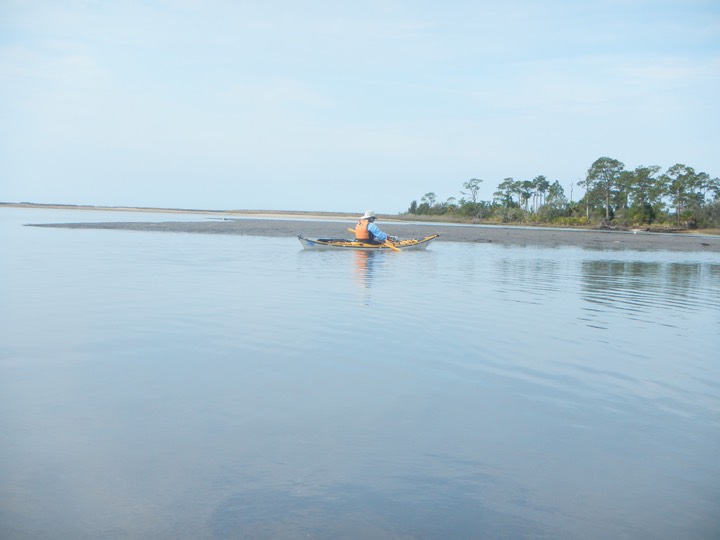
[3,212,720,540]
[352,251,379,289]
[580,260,719,316]
[493,255,561,302]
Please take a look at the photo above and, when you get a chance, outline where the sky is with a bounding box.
[1,0,719,214]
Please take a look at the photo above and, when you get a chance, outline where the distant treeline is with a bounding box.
[405,157,720,229]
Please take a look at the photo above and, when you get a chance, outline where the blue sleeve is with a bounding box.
[367,222,388,241]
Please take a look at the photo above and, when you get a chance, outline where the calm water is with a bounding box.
[1,208,719,540]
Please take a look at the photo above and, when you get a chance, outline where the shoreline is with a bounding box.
[11,204,719,252]
[5,201,720,232]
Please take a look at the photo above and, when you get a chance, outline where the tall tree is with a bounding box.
[586,157,625,221]
[494,178,516,207]
[706,176,720,201]
[626,165,662,223]
[421,192,437,207]
[532,175,550,211]
[576,177,597,220]
[696,172,717,201]
[461,178,483,203]
[519,180,534,212]
[662,164,702,227]
[546,180,567,208]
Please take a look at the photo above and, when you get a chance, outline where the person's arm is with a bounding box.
[367,222,388,241]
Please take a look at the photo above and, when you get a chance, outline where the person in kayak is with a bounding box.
[354,210,398,244]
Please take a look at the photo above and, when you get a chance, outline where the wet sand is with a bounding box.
[27,214,720,252]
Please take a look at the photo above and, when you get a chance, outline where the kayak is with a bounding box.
[298,234,439,251]
[298,234,438,251]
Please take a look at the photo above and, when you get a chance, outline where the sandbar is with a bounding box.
[25,214,720,252]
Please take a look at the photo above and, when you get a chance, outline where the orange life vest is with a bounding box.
[355,219,371,240]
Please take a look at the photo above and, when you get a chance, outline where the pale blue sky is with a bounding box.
[2,0,719,214]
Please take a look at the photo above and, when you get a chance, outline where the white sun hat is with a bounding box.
[361,210,376,219]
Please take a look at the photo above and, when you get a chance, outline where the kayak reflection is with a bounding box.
[353,250,382,289]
